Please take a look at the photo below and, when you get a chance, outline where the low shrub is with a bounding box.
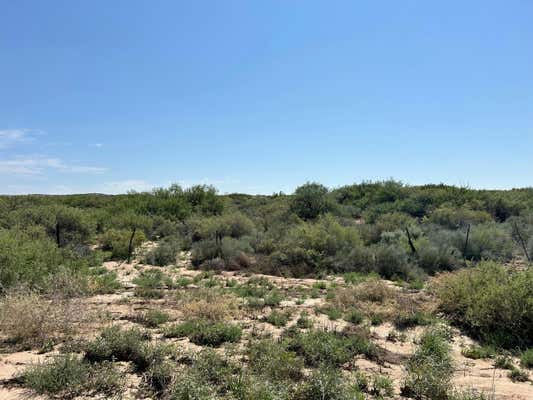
[461,345,495,360]
[84,326,149,363]
[265,310,291,327]
[143,237,181,266]
[402,327,454,400]
[520,348,533,369]
[285,329,375,367]
[20,354,125,398]
[508,367,529,382]
[135,309,170,328]
[100,228,146,260]
[164,320,241,347]
[133,269,165,298]
[248,339,304,382]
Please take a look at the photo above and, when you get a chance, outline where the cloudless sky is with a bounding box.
[1,0,532,194]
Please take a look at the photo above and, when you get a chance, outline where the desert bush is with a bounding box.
[88,269,122,294]
[0,289,86,349]
[100,228,146,260]
[143,237,181,266]
[508,367,529,382]
[248,339,304,381]
[164,320,242,347]
[521,348,533,369]
[463,223,514,261]
[433,262,533,348]
[293,366,364,400]
[191,237,253,269]
[461,345,495,360]
[265,310,292,327]
[20,355,125,399]
[372,242,420,280]
[403,327,454,400]
[177,288,240,321]
[133,269,165,298]
[84,325,149,363]
[135,309,170,327]
[285,329,375,367]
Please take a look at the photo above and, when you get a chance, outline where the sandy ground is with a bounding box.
[0,251,531,399]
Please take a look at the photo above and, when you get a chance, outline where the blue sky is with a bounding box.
[1,1,532,194]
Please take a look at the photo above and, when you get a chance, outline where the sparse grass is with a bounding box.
[20,354,125,398]
[135,309,170,327]
[317,305,343,320]
[0,289,87,350]
[178,288,240,321]
[394,310,432,330]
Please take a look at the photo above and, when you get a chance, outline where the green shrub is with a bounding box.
[508,367,529,382]
[135,309,170,328]
[434,262,533,349]
[403,327,454,400]
[164,320,241,347]
[294,367,364,400]
[345,309,364,325]
[248,339,304,381]
[133,269,165,298]
[84,326,149,364]
[143,237,181,266]
[296,312,313,329]
[100,228,146,260]
[265,310,291,327]
[394,311,432,330]
[286,329,375,367]
[461,345,495,360]
[494,355,514,370]
[520,348,533,369]
[21,354,124,398]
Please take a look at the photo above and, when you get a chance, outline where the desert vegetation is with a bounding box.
[0,181,532,399]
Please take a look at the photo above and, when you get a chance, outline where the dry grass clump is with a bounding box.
[177,288,240,321]
[0,288,89,349]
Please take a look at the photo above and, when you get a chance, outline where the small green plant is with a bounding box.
[520,348,533,369]
[135,309,170,328]
[494,355,514,370]
[508,367,529,382]
[84,326,149,364]
[403,327,454,400]
[266,310,291,327]
[296,312,313,329]
[394,311,432,330]
[461,345,495,360]
[371,375,394,397]
[318,305,343,321]
[133,269,165,298]
[345,309,364,325]
[248,339,304,382]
